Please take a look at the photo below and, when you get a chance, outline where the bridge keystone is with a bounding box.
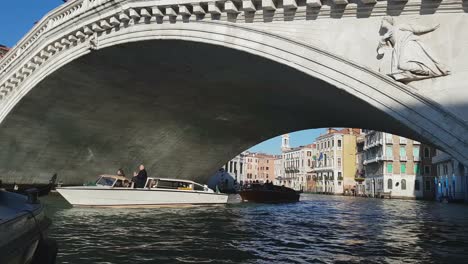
[83,26,94,35]
[75,31,86,39]
[179,5,192,16]
[118,13,131,22]
[225,1,240,13]
[100,20,112,30]
[46,45,56,54]
[283,0,298,9]
[208,2,222,15]
[60,38,71,46]
[109,17,121,26]
[166,7,178,17]
[91,23,105,32]
[25,62,35,71]
[129,9,141,19]
[242,0,256,11]
[140,8,152,18]
[262,0,277,10]
[37,51,48,59]
[305,0,322,7]
[152,6,165,17]
[331,0,348,5]
[9,78,19,85]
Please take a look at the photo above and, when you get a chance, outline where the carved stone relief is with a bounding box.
[377,16,450,83]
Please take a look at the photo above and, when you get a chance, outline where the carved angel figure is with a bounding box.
[377,16,450,82]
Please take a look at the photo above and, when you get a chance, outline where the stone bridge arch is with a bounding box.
[0,0,467,184]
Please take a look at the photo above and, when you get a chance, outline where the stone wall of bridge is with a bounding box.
[0,0,467,184]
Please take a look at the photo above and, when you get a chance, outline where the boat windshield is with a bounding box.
[96,176,116,187]
[156,180,193,190]
[194,184,206,191]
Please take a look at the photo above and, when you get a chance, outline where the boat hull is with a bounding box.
[239,189,300,203]
[56,187,229,207]
[0,191,56,264]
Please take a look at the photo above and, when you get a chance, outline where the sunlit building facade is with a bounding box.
[363,131,425,199]
[245,152,259,182]
[312,128,359,194]
[276,134,315,191]
[257,153,277,183]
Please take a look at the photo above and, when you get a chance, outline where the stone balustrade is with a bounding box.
[1,0,466,89]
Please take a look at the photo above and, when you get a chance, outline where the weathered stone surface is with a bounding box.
[0,0,467,185]
[0,41,419,184]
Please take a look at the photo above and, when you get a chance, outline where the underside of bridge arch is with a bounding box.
[0,40,423,184]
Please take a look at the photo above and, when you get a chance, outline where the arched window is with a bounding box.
[387,179,393,189]
[401,179,407,190]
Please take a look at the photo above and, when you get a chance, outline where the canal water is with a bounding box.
[42,194,468,263]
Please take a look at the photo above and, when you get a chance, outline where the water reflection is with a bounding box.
[43,194,468,263]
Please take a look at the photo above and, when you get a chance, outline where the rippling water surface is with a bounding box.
[42,194,468,263]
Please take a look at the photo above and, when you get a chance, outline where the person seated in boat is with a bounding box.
[117,168,125,177]
[265,180,273,190]
[123,179,130,188]
[133,164,148,188]
[114,179,123,187]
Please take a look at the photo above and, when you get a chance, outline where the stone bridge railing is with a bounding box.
[1,0,467,104]
[0,0,466,107]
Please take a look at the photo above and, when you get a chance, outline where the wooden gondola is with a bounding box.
[1,174,57,197]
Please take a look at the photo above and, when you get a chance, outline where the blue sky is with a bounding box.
[1,1,327,155]
[1,1,62,47]
[248,128,327,155]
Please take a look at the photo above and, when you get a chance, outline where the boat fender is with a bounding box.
[32,238,58,264]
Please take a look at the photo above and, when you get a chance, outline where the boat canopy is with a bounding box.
[93,175,212,192]
[145,178,213,192]
[96,175,129,187]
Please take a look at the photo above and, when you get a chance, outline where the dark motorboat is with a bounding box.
[0,189,57,264]
[239,183,300,203]
[2,174,57,197]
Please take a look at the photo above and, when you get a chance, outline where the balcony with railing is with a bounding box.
[363,154,387,165]
[363,156,380,165]
[363,150,385,164]
[400,156,407,161]
[363,138,383,150]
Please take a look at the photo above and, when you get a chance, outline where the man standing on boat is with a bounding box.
[133,164,148,188]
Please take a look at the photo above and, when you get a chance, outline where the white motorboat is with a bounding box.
[56,175,229,207]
